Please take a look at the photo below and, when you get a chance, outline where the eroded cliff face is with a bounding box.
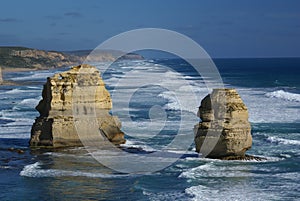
[194,89,252,159]
[0,47,144,70]
[30,64,125,147]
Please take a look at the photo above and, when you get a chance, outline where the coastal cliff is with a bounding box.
[0,47,143,70]
[194,89,252,159]
[0,47,78,69]
[30,64,125,147]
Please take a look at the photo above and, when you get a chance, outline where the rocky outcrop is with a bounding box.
[0,47,79,69]
[194,89,252,159]
[30,64,125,147]
[0,47,144,70]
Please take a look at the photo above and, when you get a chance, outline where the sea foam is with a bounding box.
[185,184,279,201]
[238,88,300,123]
[267,136,300,145]
[179,162,258,179]
[10,71,55,81]
[265,90,300,102]
[20,162,130,178]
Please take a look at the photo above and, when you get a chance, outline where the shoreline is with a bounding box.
[1,67,60,86]
[1,67,49,86]
[2,67,49,73]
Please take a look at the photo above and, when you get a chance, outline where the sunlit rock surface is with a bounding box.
[194,89,252,159]
[30,64,125,147]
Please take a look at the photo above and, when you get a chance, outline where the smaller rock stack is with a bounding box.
[194,89,252,159]
[30,64,125,147]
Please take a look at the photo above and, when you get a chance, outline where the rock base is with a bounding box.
[216,154,267,161]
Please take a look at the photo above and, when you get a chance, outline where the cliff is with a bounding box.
[0,47,77,69]
[0,47,144,70]
[30,64,125,147]
[194,89,252,159]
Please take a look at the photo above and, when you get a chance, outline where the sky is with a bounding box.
[0,0,300,58]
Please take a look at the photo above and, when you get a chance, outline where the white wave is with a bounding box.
[0,116,34,126]
[158,86,208,113]
[0,108,35,125]
[10,72,55,81]
[267,136,300,145]
[0,165,14,169]
[26,86,40,89]
[104,77,122,87]
[20,162,130,178]
[0,109,34,138]
[5,89,29,94]
[3,88,40,96]
[121,139,157,152]
[179,154,283,180]
[185,184,279,201]
[279,153,292,158]
[120,66,133,69]
[6,119,34,126]
[0,133,30,139]
[237,88,300,123]
[0,106,36,115]
[16,98,41,108]
[183,75,198,80]
[179,162,258,179]
[265,90,300,102]
[165,150,196,155]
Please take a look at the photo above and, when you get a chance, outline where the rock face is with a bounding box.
[30,64,125,147]
[194,89,252,159]
[0,47,144,70]
[0,47,79,69]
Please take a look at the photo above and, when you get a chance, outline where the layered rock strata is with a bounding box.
[30,64,125,147]
[194,89,252,159]
[0,47,144,70]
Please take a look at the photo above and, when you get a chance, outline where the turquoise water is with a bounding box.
[0,58,299,200]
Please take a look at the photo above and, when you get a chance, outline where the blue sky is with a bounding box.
[0,0,299,57]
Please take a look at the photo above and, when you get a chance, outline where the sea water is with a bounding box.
[0,58,299,200]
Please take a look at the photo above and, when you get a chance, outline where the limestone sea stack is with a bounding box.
[30,64,125,147]
[194,89,252,159]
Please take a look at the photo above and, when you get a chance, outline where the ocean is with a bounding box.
[0,58,299,201]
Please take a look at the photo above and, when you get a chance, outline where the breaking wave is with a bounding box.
[20,162,130,178]
[265,90,300,102]
[267,136,300,145]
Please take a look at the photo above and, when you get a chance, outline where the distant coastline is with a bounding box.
[1,46,300,74]
[0,46,144,72]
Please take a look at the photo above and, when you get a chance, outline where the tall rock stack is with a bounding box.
[194,89,252,159]
[30,64,125,147]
